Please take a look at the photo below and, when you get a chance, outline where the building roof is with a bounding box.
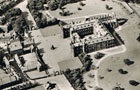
[22,52,38,66]
[0,69,17,86]
[73,42,83,47]
[84,34,114,45]
[9,40,22,52]
[71,19,114,46]
[71,21,94,31]
[62,12,116,27]
[23,38,33,47]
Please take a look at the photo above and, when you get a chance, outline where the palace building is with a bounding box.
[60,13,120,57]
[61,12,119,39]
[70,19,118,57]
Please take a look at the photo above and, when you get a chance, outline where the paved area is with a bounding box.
[0,69,16,86]
[28,85,45,90]
[31,28,82,72]
[35,75,74,90]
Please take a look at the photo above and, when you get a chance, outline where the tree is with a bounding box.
[107,68,112,72]
[0,48,5,68]
[48,0,59,11]
[41,16,47,27]
[118,69,128,74]
[112,86,125,90]
[78,7,82,10]
[94,52,105,59]
[88,73,95,78]
[5,8,22,22]
[65,68,71,74]
[106,4,112,10]
[79,1,85,6]
[27,0,44,10]
[137,34,140,42]
[84,55,92,62]
[124,59,134,65]
[123,0,140,3]
[84,60,92,71]
[95,86,103,90]
[7,23,13,32]
[0,0,23,16]
[0,17,6,25]
[58,0,65,9]
[129,80,139,86]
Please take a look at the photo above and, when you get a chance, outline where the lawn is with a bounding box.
[48,0,128,20]
[32,29,82,72]
[42,34,82,72]
[97,10,140,90]
[40,25,62,37]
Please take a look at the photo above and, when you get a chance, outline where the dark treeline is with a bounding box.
[47,0,83,11]
[123,0,140,3]
[27,0,47,28]
[26,0,83,28]
[1,8,28,35]
[27,0,59,28]
[0,0,23,16]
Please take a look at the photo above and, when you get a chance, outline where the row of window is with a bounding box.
[84,40,115,53]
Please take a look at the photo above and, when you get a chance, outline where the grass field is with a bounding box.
[48,0,128,20]
[32,28,82,72]
[97,11,140,90]
[40,25,62,37]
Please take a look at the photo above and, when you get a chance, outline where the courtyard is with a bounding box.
[32,25,83,73]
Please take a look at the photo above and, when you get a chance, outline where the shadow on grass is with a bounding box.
[104,24,125,45]
[117,18,128,26]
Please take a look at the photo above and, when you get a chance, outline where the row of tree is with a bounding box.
[27,0,47,28]
[64,54,94,90]
[65,68,87,90]
[27,0,59,28]
[0,27,4,33]
[27,0,44,11]
[47,0,83,11]
[123,0,140,3]
[79,53,94,71]
[0,0,23,16]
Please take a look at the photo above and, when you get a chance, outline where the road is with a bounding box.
[127,3,140,19]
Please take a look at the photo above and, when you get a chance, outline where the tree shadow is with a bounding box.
[39,48,45,53]
[104,24,125,45]
[35,42,41,46]
[117,18,128,26]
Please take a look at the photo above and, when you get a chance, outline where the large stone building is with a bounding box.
[63,22,94,38]
[70,19,118,57]
[60,13,120,57]
[61,12,118,39]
